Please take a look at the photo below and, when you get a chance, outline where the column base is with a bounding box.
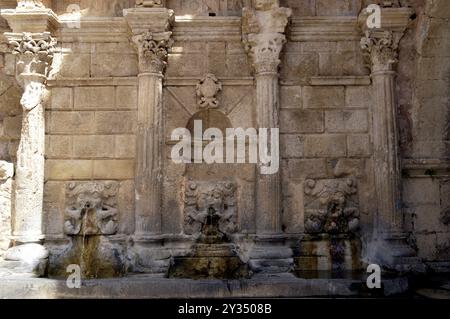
[248,235,293,274]
[366,232,426,273]
[0,243,48,277]
[129,235,171,274]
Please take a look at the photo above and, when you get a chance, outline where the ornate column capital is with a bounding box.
[358,6,413,73]
[360,30,402,73]
[131,31,173,74]
[124,6,174,74]
[5,32,56,109]
[242,0,291,75]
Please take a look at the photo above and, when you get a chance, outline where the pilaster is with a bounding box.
[359,6,424,272]
[242,0,293,273]
[124,4,174,273]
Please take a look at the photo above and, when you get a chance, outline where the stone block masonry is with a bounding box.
[0,0,448,288]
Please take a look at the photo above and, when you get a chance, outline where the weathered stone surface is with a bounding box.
[0,0,448,290]
[303,86,345,108]
[347,134,371,157]
[0,161,13,255]
[280,109,324,133]
[325,110,369,133]
[304,135,347,157]
[74,87,115,109]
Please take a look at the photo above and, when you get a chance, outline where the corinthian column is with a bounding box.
[124,5,173,273]
[1,1,58,275]
[131,31,172,237]
[361,30,403,233]
[359,7,424,271]
[242,0,293,273]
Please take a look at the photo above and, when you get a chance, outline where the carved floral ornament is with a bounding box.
[131,31,173,73]
[196,74,222,109]
[360,30,401,72]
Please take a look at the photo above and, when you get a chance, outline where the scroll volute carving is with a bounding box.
[304,178,360,235]
[64,182,119,236]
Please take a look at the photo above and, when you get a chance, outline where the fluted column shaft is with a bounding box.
[255,72,281,235]
[371,70,402,231]
[135,72,164,236]
[361,30,404,233]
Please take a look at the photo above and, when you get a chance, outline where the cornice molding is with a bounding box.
[289,16,359,42]
[173,16,242,41]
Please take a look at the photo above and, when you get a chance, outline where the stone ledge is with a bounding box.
[0,274,410,298]
[310,76,371,86]
[289,16,360,42]
[47,77,138,87]
[402,158,450,178]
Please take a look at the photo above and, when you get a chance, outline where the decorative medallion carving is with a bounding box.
[304,178,360,235]
[184,181,237,236]
[131,31,173,73]
[196,73,222,109]
[360,30,401,72]
[64,182,119,236]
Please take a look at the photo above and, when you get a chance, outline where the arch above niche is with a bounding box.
[186,109,233,135]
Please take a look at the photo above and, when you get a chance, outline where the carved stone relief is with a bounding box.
[16,0,45,10]
[131,31,173,73]
[360,30,402,72]
[304,178,360,235]
[64,182,119,236]
[184,180,237,236]
[196,73,222,109]
[136,0,164,7]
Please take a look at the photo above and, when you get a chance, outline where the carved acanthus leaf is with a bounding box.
[242,2,291,74]
[132,31,173,73]
[360,30,401,72]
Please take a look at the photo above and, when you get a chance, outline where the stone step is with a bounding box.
[0,274,411,298]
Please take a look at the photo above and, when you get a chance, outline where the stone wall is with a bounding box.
[399,0,450,271]
[0,0,448,276]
